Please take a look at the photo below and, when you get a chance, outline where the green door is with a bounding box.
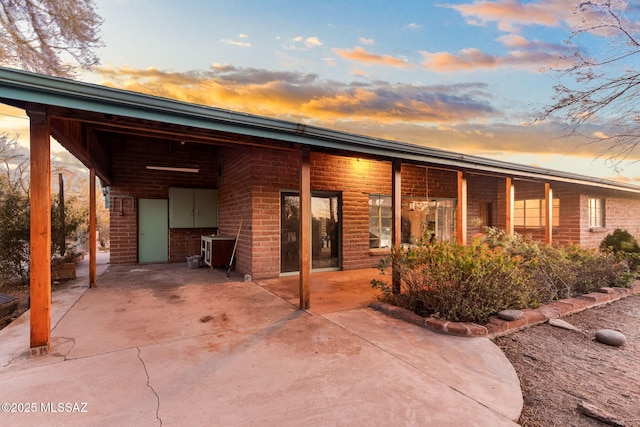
[139,199,168,263]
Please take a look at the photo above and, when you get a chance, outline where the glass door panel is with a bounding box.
[312,194,340,270]
[281,192,300,273]
[280,192,341,273]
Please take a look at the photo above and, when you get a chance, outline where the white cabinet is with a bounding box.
[169,188,218,228]
[201,236,235,268]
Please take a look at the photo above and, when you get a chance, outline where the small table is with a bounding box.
[201,236,236,270]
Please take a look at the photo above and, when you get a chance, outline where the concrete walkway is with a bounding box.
[0,262,522,426]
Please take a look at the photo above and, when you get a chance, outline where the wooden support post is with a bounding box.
[505,177,514,235]
[545,182,553,244]
[28,106,51,355]
[89,167,97,287]
[391,160,402,294]
[456,171,468,245]
[299,148,311,309]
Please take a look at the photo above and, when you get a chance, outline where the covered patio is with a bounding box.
[3,66,640,357]
[0,261,522,425]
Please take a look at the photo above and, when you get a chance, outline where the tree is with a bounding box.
[0,0,103,78]
[0,134,30,285]
[542,1,640,170]
[0,134,92,287]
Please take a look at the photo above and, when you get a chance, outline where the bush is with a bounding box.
[600,228,640,272]
[529,244,633,301]
[373,228,634,324]
[372,240,536,323]
[0,185,30,287]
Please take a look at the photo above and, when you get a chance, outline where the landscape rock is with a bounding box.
[577,401,626,427]
[549,318,579,331]
[595,329,627,346]
[497,309,524,321]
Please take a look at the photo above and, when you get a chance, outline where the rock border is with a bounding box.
[369,281,640,338]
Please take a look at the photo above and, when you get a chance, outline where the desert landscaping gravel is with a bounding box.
[495,294,640,427]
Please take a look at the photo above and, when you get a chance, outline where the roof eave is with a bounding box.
[1,66,639,194]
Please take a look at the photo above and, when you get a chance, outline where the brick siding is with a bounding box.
[109,135,219,264]
[107,134,640,279]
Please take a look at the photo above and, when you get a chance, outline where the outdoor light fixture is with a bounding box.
[146,165,200,173]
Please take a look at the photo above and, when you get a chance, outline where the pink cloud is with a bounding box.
[442,0,574,33]
[421,36,570,71]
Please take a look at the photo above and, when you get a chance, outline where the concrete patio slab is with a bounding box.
[0,348,158,426]
[325,308,523,421]
[257,268,385,314]
[0,264,522,426]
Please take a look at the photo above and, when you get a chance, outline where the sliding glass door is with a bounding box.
[280,191,341,273]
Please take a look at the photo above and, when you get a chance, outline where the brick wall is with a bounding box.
[248,147,299,278]
[466,174,499,240]
[579,190,640,249]
[552,185,581,245]
[311,154,392,270]
[402,165,427,197]
[108,134,640,277]
[216,146,254,275]
[428,168,458,198]
[109,136,219,264]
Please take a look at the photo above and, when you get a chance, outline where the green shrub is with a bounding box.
[372,240,535,323]
[600,228,640,272]
[529,244,633,301]
[0,185,30,287]
[373,228,634,324]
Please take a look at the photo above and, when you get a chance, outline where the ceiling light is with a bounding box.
[146,165,200,173]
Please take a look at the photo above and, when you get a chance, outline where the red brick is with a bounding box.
[425,317,448,334]
[579,292,613,305]
[444,321,470,337]
[465,323,488,337]
[522,309,547,325]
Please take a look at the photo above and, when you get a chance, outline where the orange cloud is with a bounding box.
[332,46,413,68]
[422,49,496,71]
[89,65,640,168]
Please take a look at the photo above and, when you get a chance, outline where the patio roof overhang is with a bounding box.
[1,66,639,194]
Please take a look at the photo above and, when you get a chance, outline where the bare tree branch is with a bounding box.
[541,1,640,169]
[0,0,103,78]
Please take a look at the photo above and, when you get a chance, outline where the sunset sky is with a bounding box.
[2,0,639,183]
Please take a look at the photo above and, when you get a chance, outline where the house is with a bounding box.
[1,66,640,353]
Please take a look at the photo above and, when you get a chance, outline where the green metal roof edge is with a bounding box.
[1,66,639,194]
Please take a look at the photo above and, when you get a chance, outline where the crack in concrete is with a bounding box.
[136,347,163,426]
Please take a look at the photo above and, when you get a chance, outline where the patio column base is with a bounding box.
[30,345,49,357]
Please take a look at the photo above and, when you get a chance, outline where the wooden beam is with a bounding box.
[27,106,51,355]
[299,147,311,309]
[456,171,468,245]
[505,177,514,235]
[89,167,97,287]
[545,182,553,244]
[392,160,402,294]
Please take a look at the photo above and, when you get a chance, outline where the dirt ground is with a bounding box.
[494,294,640,427]
[0,283,28,331]
[0,280,75,331]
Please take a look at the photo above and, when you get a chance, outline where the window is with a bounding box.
[588,198,604,228]
[370,195,457,248]
[401,198,457,244]
[514,198,559,228]
[369,195,392,248]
